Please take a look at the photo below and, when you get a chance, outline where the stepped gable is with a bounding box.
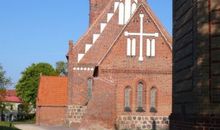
[70,0,116,65]
[70,0,172,67]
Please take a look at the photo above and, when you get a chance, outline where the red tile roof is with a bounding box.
[37,76,67,106]
[4,90,22,103]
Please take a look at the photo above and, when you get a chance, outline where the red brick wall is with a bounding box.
[171,0,220,129]
[89,0,111,26]
[36,106,66,126]
[100,6,172,117]
[79,78,116,129]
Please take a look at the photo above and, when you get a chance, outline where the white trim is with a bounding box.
[85,44,92,53]
[119,2,124,25]
[93,34,100,43]
[151,39,156,57]
[125,32,159,37]
[73,67,95,71]
[125,0,131,24]
[139,14,144,61]
[127,38,131,56]
[131,3,137,14]
[98,4,172,66]
[107,13,114,22]
[132,38,136,56]
[114,2,120,12]
[78,54,85,62]
[147,39,151,57]
[124,14,159,62]
[100,23,107,33]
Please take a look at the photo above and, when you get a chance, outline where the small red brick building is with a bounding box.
[36,0,172,129]
[36,76,67,126]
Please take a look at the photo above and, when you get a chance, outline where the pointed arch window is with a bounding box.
[124,86,132,112]
[87,78,93,100]
[150,87,157,113]
[136,82,145,112]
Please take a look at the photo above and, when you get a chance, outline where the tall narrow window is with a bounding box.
[87,78,93,99]
[124,86,132,112]
[137,82,145,112]
[150,87,157,113]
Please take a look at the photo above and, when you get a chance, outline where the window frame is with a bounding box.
[124,86,132,112]
[136,81,146,112]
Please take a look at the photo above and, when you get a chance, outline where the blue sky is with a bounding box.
[0,0,172,88]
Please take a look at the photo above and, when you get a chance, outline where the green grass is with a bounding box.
[0,122,21,130]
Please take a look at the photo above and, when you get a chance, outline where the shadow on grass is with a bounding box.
[0,126,21,130]
[0,122,21,130]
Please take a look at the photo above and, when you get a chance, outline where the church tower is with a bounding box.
[89,0,111,26]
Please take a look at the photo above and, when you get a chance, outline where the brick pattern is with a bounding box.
[171,0,220,129]
[67,1,172,130]
[36,106,66,126]
[89,0,111,26]
[79,78,116,130]
[66,105,87,126]
[116,115,169,130]
[209,0,220,103]
[170,114,220,130]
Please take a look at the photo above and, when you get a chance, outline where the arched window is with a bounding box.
[150,87,157,113]
[124,86,132,112]
[137,82,145,112]
[87,78,93,99]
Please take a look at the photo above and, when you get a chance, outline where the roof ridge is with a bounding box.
[142,2,172,47]
[40,75,67,78]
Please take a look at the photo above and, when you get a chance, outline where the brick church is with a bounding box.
[36,0,172,129]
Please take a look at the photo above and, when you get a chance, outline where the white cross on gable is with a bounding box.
[124,14,159,61]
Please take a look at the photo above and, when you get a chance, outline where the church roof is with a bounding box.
[70,0,172,66]
[37,76,67,106]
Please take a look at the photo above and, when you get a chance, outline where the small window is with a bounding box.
[124,86,132,112]
[150,87,157,113]
[87,78,93,100]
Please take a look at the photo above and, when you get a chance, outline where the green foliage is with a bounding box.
[0,65,11,89]
[55,61,68,76]
[15,63,58,108]
[0,122,20,130]
[0,64,11,117]
[0,64,11,101]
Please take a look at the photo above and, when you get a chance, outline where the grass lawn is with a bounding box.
[0,122,21,130]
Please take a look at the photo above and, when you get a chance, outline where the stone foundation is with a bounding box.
[116,115,169,130]
[65,105,87,126]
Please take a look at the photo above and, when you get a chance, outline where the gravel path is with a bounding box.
[15,124,75,130]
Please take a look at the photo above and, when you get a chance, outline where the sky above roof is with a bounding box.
[0,0,172,88]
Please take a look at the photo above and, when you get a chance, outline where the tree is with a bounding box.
[16,63,58,108]
[0,64,11,121]
[55,61,68,76]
